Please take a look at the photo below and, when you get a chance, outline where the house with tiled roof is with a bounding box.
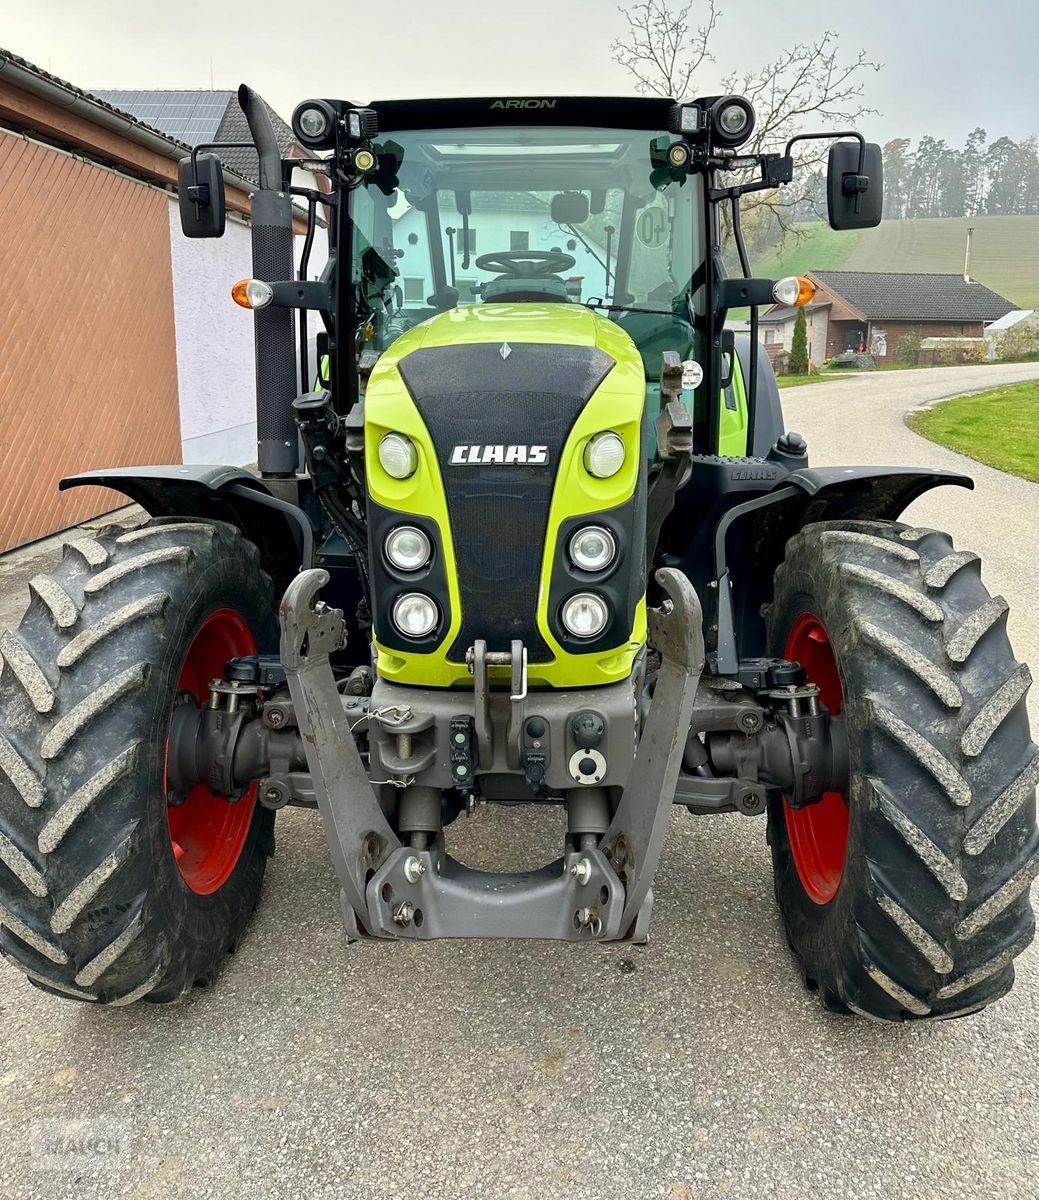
[0,49,319,547]
[759,271,1017,367]
[92,89,302,184]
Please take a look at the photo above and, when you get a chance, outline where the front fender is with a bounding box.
[60,465,313,593]
[713,464,973,670]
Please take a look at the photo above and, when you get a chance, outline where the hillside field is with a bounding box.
[754,214,1039,309]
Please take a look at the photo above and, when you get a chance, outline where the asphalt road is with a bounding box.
[1,363,1038,1200]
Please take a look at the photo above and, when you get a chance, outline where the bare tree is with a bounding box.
[612,4,881,250]
[610,0,719,100]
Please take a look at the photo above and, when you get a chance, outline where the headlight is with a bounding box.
[378,433,417,479]
[298,107,329,139]
[711,95,756,147]
[291,99,337,149]
[561,592,609,639]
[569,526,616,572]
[392,593,438,638]
[385,526,431,571]
[583,432,625,479]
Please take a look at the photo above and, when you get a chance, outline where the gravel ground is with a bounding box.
[0,363,1037,1200]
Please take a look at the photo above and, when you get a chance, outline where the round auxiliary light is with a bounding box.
[584,432,625,479]
[298,107,329,140]
[378,433,417,480]
[667,142,691,168]
[719,104,749,136]
[353,148,377,172]
[711,95,756,148]
[385,525,431,572]
[569,526,616,573]
[392,592,438,639]
[231,278,273,310]
[561,592,609,639]
[772,275,817,308]
[291,99,336,149]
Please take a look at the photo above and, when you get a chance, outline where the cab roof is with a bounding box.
[363,96,675,133]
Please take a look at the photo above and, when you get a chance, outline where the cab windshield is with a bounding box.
[347,125,703,377]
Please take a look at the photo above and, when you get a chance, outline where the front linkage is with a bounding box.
[280,567,705,941]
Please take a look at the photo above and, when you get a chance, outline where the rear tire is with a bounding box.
[766,520,1038,1020]
[0,518,277,1004]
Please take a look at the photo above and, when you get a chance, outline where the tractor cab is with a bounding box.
[346,116,700,391]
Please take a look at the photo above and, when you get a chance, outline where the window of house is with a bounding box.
[765,329,776,345]
[510,230,529,251]
[403,276,426,303]
[457,227,477,254]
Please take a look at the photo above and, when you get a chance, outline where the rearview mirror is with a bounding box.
[178,153,227,239]
[827,141,883,230]
[551,191,590,225]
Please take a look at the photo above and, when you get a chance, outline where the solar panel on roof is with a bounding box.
[93,90,236,146]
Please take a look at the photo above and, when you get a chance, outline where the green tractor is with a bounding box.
[1,88,1035,1018]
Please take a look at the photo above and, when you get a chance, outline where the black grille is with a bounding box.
[399,342,614,662]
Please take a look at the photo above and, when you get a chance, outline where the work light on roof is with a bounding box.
[710,95,756,148]
[668,104,703,136]
[291,99,337,150]
[345,108,379,142]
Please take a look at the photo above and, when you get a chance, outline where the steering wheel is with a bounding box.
[474,249,577,277]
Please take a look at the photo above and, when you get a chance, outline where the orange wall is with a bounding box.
[0,132,182,549]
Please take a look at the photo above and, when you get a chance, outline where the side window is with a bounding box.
[389,198,432,308]
[350,186,376,275]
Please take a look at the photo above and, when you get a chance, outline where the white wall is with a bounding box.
[167,193,331,465]
[759,307,829,368]
[167,202,257,464]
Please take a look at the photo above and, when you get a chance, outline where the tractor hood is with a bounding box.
[362,303,647,689]
[370,302,644,372]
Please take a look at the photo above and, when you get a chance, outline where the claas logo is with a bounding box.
[449,445,549,465]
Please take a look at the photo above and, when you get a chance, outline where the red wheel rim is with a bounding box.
[166,609,258,895]
[783,611,849,905]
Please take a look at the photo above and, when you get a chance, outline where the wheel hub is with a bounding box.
[782,612,849,905]
[164,609,259,895]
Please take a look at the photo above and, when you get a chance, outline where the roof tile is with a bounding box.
[810,271,1015,322]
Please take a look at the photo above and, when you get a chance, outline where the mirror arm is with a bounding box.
[785,130,867,214]
[729,195,751,279]
[188,141,258,221]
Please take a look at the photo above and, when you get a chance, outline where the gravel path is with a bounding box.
[0,363,1037,1200]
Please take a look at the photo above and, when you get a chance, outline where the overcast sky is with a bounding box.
[4,0,1037,147]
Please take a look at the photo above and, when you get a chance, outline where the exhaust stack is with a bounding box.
[239,84,298,478]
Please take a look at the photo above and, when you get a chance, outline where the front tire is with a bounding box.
[766,520,1038,1020]
[0,518,277,1004]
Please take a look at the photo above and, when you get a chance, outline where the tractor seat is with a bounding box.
[481,275,571,303]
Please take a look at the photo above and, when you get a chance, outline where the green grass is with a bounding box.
[906,381,1039,482]
[753,224,863,279]
[758,214,1039,310]
[776,372,841,388]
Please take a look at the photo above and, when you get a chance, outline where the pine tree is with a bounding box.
[789,307,809,374]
